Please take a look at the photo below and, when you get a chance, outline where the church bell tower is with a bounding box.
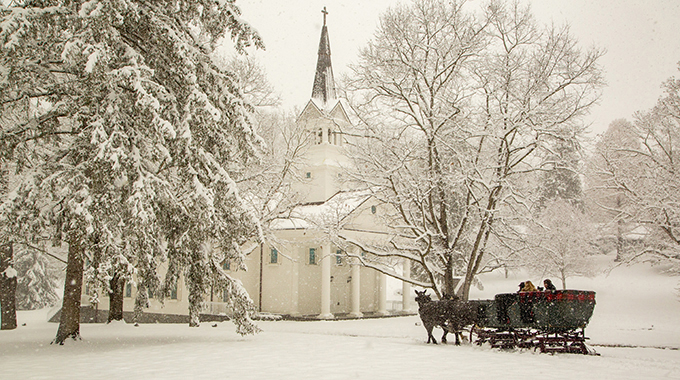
[294,7,353,204]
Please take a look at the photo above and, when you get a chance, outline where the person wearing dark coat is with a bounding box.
[543,279,557,291]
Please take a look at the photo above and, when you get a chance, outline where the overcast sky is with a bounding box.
[231,0,680,137]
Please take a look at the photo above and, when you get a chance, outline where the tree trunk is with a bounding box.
[444,251,456,298]
[133,283,147,324]
[107,273,125,323]
[0,242,17,330]
[54,239,84,344]
[188,266,201,328]
[459,187,501,301]
[615,195,624,262]
[460,215,494,301]
[187,248,205,327]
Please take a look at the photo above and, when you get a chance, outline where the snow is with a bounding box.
[270,189,372,230]
[2,266,17,278]
[2,257,680,379]
[79,0,103,18]
[84,48,100,73]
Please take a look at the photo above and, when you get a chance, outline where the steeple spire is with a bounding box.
[311,7,336,105]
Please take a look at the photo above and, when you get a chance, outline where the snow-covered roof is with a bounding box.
[270,189,373,230]
[309,97,339,114]
[625,225,649,240]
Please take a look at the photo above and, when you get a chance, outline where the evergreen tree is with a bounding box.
[0,242,17,330]
[1,0,263,342]
[15,247,61,310]
[538,135,584,209]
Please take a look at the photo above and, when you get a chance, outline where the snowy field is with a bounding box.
[2,257,680,380]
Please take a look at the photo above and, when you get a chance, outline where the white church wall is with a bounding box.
[330,251,352,314]
[297,244,322,315]
[89,262,191,317]
[360,266,379,312]
[260,242,295,315]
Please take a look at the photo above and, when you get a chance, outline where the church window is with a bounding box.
[125,283,132,298]
[309,248,316,265]
[222,260,231,271]
[317,129,323,144]
[371,205,377,214]
[336,249,343,265]
[306,172,312,179]
[328,128,332,143]
[270,248,278,264]
[148,289,154,299]
[170,283,178,300]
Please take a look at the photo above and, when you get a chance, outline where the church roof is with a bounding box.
[270,189,373,230]
[311,7,336,105]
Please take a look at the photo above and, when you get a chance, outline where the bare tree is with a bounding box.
[524,199,597,289]
[218,56,282,108]
[342,0,604,300]
[593,68,680,273]
[222,55,314,259]
[587,119,641,261]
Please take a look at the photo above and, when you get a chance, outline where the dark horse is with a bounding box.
[414,290,476,345]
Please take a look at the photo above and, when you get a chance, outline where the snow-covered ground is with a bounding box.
[2,256,680,379]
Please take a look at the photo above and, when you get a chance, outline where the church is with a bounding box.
[76,10,413,321]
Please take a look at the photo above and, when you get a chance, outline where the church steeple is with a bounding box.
[311,7,336,104]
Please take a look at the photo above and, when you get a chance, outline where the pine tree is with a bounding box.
[538,135,584,210]
[15,247,61,310]
[2,0,263,342]
[0,242,17,330]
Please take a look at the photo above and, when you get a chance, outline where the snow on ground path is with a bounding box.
[1,313,679,380]
[2,258,679,379]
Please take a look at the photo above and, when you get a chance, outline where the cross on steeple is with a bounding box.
[322,6,328,26]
